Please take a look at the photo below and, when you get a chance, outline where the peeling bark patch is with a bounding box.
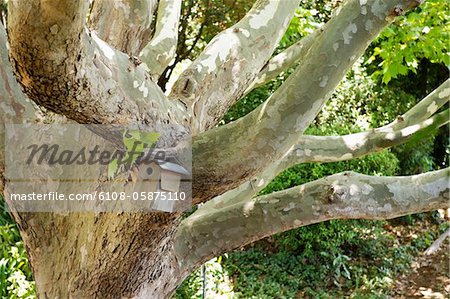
[283,202,296,212]
[319,76,329,88]
[243,201,255,217]
[343,23,357,44]
[138,82,149,98]
[50,24,59,35]
[438,88,450,98]
[371,0,388,20]
[198,35,236,73]
[333,42,340,51]
[240,29,250,38]
[248,1,279,29]
[388,181,417,203]
[365,20,374,31]
[421,177,449,198]
[293,219,302,226]
[92,33,115,60]
[80,244,88,266]
[361,5,367,15]
[361,184,373,195]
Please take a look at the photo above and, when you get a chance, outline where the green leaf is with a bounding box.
[140,132,160,147]
[108,159,118,179]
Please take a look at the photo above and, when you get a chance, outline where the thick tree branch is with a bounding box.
[140,0,182,79]
[192,0,422,203]
[192,109,448,211]
[285,78,450,165]
[193,78,449,209]
[386,78,450,128]
[244,30,319,95]
[88,0,158,57]
[175,168,450,270]
[295,109,449,164]
[170,0,298,133]
[7,0,189,142]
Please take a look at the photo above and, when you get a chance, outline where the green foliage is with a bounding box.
[392,132,437,175]
[367,0,450,83]
[219,80,278,125]
[221,219,409,298]
[0,0,6,21]
[0,197,36,298]
[175,257,234,299]
[315,59,418,129]
[220,218,449,298]
[278,7,323,51]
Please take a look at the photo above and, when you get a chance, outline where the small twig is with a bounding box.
[202,263,206,299]
[424,227,450,255]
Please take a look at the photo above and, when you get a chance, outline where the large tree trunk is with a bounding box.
[0,0,448,298]
[13,213,183,298]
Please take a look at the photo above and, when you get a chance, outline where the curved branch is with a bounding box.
[140,0,182,79]
[171,0,298,133]
[193,79,449,208]
[88,0,158,56]
[192,110,448,211]
[295,109,449,164]
[175,168,450,270]
[7,0,188,138]
[387,78,450,128]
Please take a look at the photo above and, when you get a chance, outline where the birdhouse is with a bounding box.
[136,158,190,212]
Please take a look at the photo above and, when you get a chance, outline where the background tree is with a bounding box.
[0,0,448,298]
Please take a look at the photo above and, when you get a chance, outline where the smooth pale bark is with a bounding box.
[244,30,319,95]
[140,0,182,79]
[171,0,298,133]
[175,168,450,269]
[192,0,421,203]
[89,0,159,56]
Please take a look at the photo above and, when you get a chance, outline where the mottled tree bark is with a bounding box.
[175,168,450,271]
[89,0,159,57]
[0,0,448,298]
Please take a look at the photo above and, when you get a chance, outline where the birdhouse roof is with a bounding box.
[154,159,190,176]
